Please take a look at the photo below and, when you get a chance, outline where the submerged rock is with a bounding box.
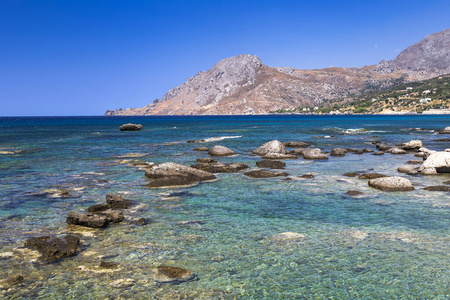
[387,148,407,155]
[156,265,197,284]
[244,170,289,178]
[359,173,387,180]
[283,141,309,148]
[193,147,209,151]
[270,232,306,242]
[423,185,450,192]
[119,123,143,131]
[66,212,109,228]
[262,153,298,159]
[256,160,286,169]
[368,176,415,191]
[191,162,249,173]
[208,145,237,157]
[397,165,418,174]
[24,235,80,262]
[253,140,285,155]
[345,190,364,197]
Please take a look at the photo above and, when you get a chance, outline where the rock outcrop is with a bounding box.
[24,235,80,262]
[418,152,450,174]
[253,140,285,155]
[119,123,143,131]
[145,162,216,188]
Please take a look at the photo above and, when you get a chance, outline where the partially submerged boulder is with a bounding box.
[418,152,450,174]
[145,162,216,188]
[400,140,422,150]
[253,140,285,155]
[191,162,249,173]
[437,126,450,134]
[208,145,236,157]
[423,185,450,192]
[330,148,347,157]
[359,173,387,179]
[283,141,309,148]
[397,165,418,174]
[256,160,286,169]
[387,148,407,155]
[244,170,289,178]
[156,265,197,284]
[106,193,133,209]
[302,148,328,160]
[119,123,143,131]
[262,153,298,159]
[24,235,80,262]
[66,212,109,228]
[368,176,415,191]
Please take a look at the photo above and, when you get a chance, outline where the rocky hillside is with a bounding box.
[106,29,450,116]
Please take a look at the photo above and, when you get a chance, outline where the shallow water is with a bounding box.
[0,115,449,299]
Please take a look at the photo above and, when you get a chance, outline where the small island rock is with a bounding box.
[119,123,143,131]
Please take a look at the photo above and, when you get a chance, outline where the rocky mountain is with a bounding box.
[106,29,450,116]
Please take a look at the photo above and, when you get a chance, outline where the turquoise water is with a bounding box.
[0,115,449,299]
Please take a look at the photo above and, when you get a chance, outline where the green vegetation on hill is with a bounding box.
[272,74,450,114]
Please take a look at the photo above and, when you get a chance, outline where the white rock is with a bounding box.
[253,140,285,155]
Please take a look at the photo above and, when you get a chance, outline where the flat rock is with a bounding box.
[145,162,216,182]
[397,165,418,174]
[283,141,309,148]
[256,160,286,169]
[368,176,415,191]
[373,151,384,155]
[270,232,306,242]
[423,185,450,192]
[191,162,249,173]
[345,190,364,196]
[146,176,200,188]
[359,173,387,179]
[193,147,209,151]
[119,123,143,131]
[330,148,347,156]
[387,148,407,154]
[244,170,289,178]
[253,140,285,155]
[67,212,109,228]
[208,145,237,157]
[24,235,80,262]
[302,148,328,160]
[262,153,298,159]
[196,158,217,164]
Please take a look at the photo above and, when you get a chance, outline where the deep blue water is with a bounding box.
[0,115,449,299]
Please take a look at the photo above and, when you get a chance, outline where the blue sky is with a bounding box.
[1,0,449,116]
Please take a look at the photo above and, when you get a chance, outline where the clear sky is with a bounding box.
[1,0,449,116]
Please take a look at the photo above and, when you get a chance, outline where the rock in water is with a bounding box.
[302,148,328,160]
[256,160,286,169]
[208,145,237,156]
[418,152,450,174]
[400,140,422,150]
[244,170,289,178]
[145,162,216,188]
[270,232,306,242]
[119,123,143,131]
[66,212,109,228]
[106,193,133,209]
[253,140,285,155]
[438,126,450,134]
[156,265,197,284]
[330,148,347,156]
[24,235,80,262]
[368,176,415,191]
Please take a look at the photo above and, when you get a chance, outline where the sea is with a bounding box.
[0,115,449,299]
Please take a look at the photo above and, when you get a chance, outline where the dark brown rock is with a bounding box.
[66,212,109,228]
[3,275,24,287]
[24,235,80,262]
[193,147,209,151]
[106,193,133,209]
[196,157,217,164]
[359,173,387,180]
[283,141,310,148]
[119,123,143,131]
[376,144,392,151]
[156,265,197,284]
[344,172,361,177]
[407,160,423,164]
[373,151,385,155]
[244,170,289,178]
[330,148,347,156]
[434,138,450,142]
[191,162,249,173]
[444,180,450,185]
[423,185,450,191]
[256,160,286,169]
[95,209,124,223]
[87,203,110,213]
[146,176,199,188]
[99,261,120,269]
[345,190,364,196]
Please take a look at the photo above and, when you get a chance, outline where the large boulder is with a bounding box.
[24,235,80,262]
[244,170,289,178]
[418,152,450,174]
[302,148,328,160]
[438,126,450,134]
[208,145,237,157]
[66,212,109,228]
[387,148,407,155]
[119,123,143,131]
[253,140,285,155]
[145,162,216,188]
[376,144,392,151]
[400,140,422,150]
[397,165,418,174]
[368,176,415,191]
[256,160,286,169]
[330,148,347,157]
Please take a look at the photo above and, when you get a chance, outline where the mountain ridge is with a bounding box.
[106,29,450,116]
